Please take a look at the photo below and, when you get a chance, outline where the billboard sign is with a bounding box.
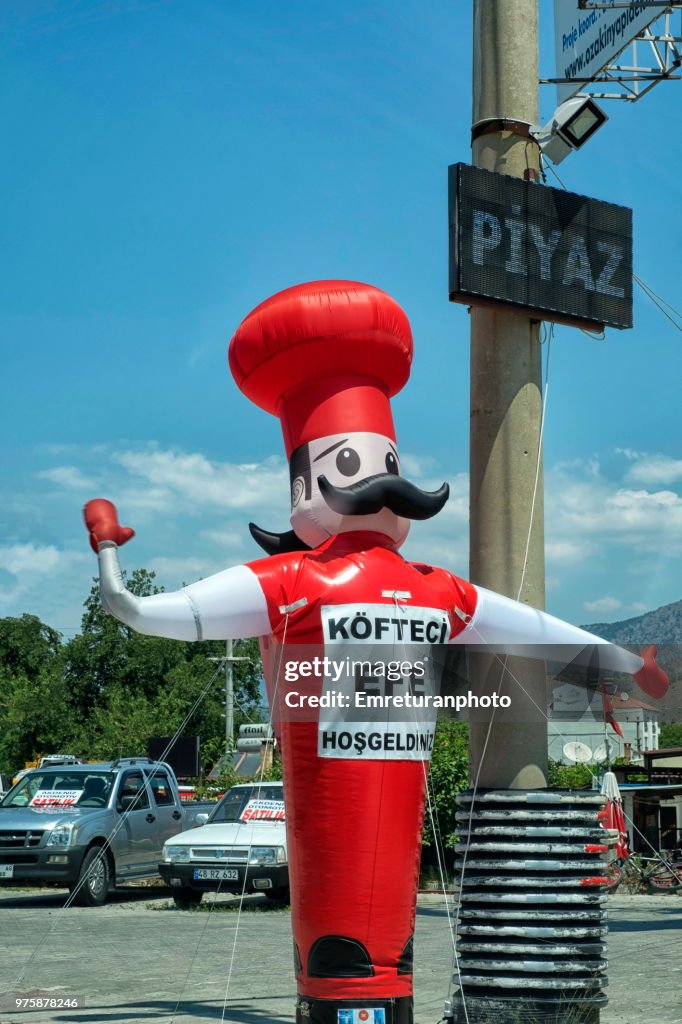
[554,0,661,102]
[448,163,633,330]
[148,735,200,777]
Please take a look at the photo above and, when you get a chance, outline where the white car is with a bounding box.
[160,781,288,908]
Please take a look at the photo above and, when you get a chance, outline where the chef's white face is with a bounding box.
[289,431,410,550]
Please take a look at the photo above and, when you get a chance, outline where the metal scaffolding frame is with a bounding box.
[578,2,679,8]
[543,9,682,100]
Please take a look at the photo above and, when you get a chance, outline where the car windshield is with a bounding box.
[0,771,115,809]
[208,785,285,823]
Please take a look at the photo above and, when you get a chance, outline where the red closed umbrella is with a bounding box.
[601,770,630,861]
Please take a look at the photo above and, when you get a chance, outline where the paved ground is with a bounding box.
[0,888,679,1024]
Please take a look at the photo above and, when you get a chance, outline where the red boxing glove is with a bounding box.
[83,499,135,554]
[633,645,669,700]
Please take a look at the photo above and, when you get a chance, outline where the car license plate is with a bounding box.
[0,865,14,879]
[193,867,239,881]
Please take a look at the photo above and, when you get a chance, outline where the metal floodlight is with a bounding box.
[531,96,608,165]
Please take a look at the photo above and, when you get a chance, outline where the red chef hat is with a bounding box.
[228,280,413,457]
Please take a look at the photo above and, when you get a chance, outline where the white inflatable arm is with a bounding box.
[97,542,270,641]
[452,585,643,676]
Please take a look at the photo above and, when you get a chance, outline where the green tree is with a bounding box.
[64,572,263,768]
[0,663,77,773]
[547,759,595,789]
[659,722,682,748]
[62,569,176,712]
[0,614,61,680]
[0,571,264,777]
[0,616,72,773]
[79,637,263,766]
[422,720,469,852]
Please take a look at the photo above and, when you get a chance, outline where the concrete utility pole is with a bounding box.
[225,638,235,752]
[456,18,608,1022]
[469,0,548,789]
[210,640,250,754]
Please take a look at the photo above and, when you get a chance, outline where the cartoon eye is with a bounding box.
[385,451,399,475]
[336,447,360,477]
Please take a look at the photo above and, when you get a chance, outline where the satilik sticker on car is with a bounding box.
[29,790,84,809]
[240,799,285,821]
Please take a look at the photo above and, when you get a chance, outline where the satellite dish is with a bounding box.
[593,744,608,763]
[563,741,593,763]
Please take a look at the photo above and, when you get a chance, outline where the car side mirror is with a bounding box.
[195,812,209,826]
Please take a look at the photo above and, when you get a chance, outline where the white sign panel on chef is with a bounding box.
[317,603,445,762]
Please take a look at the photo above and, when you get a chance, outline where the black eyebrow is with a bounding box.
[388,442,398,460]
[313,439,349,462]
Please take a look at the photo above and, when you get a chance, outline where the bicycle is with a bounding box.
[604,848,682,893]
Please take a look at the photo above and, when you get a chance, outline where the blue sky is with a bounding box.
[2,0,681,637]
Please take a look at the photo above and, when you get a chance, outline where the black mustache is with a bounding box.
[249,523,311,556]
[317,473,449,520]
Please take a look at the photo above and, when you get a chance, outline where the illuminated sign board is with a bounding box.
[448,163,633,330]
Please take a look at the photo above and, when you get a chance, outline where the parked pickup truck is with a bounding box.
[0,757,212,905]
[159,781,289,907]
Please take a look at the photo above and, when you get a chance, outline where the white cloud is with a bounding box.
[546,464,682,556]
[584,596,623,614]
[0,546,90,627]
[200,528,249,548]
[0,578,41,617]
[111,448,288,512]
[546,539,594,563]
[0,544,62,575]
[4,440,679,629]
[148,555,220,585]
[399,452,440,479]
[400,469,469,571]
[38,465,98,490]
[621,452,682,486]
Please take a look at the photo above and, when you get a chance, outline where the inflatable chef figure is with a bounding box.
[84,281,667,1024]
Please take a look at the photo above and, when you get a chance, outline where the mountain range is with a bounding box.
[581,598,682,644]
